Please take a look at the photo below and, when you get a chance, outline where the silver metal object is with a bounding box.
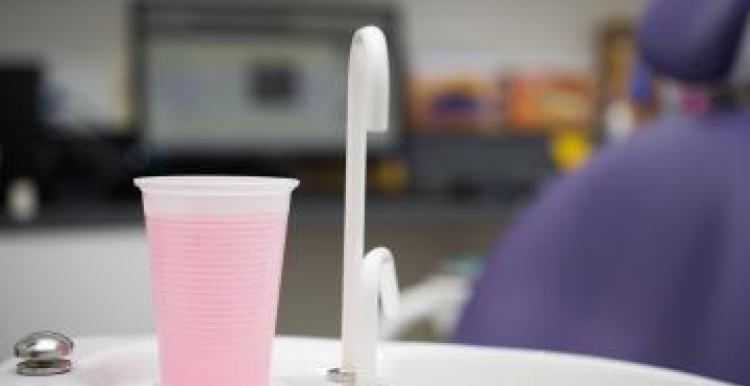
[16,359,72,376]
[327,368,356,384]
[14,331,74,376]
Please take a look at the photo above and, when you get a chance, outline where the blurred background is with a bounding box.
[0,0,718,370]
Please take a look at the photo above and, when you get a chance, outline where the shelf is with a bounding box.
[0,195,516,231]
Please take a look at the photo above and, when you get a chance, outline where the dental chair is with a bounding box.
[454,0,750,384]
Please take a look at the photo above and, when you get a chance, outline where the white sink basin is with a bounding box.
[0,336,733,386]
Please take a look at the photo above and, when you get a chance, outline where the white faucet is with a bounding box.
[334,26,400,386]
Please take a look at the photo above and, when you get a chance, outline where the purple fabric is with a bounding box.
[454,110,750,385]
[637,0,749,83]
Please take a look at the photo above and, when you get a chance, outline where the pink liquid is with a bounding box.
[145,215,289,386]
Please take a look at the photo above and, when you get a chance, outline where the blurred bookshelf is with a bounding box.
[0,129,556,230]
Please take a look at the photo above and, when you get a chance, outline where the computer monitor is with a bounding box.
[132,2,403,156]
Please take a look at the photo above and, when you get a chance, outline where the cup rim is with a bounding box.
[134,175,300,195]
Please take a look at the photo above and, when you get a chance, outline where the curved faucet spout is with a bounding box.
[347,26,390,133]
[356,247,399,386]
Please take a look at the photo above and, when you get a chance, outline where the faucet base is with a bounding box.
[326,368,356,384]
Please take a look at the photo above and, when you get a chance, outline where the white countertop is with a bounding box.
[0,336,733,386]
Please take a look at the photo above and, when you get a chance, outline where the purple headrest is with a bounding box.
[638,0,750,84]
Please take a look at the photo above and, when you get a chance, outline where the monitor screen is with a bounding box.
[135,3,401,155]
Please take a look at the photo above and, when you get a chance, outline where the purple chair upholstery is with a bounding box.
[454,1,750,384]
[454,112,750,384]
[638,0,749,83]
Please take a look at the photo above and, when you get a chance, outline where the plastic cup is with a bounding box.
[134,176,299,386]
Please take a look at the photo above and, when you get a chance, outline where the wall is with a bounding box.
[0,0,129,127]
[400,0,647,73]
[0,0,647,127]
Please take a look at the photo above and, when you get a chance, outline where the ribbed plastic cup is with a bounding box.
[134,176,299,386]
